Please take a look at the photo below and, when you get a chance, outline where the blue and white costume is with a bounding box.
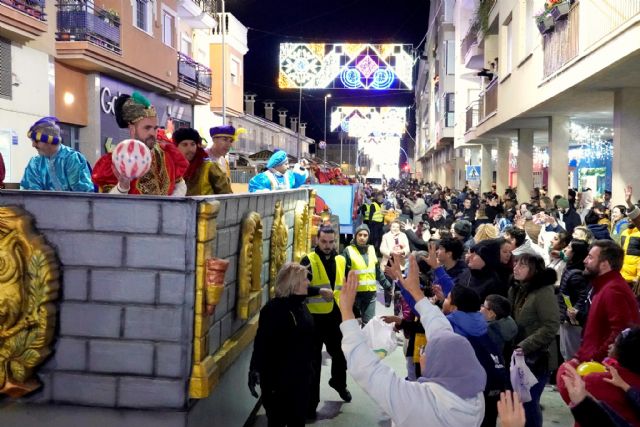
[248,150,308,193]
[20,144,94,192]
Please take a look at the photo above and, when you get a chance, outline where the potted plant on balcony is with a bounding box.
[548,0,571,21]
[100,8,119,25]
[535,9,554,34]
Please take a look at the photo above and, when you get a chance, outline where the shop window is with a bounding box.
[0,37,11,100]
[59,124,81,152]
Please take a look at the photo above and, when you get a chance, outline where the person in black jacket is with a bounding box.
[249,263,315,426]
[557,239,591,362]
[464,239,505,299]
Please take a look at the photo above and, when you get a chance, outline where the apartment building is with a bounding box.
[0,0,216,182]
[455,0,640,202]
[415,0,459,188]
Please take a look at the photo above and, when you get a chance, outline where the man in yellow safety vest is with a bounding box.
[343,223,392,325]
[367,192,386,256]
[300,226,351,419]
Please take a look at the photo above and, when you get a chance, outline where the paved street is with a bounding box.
[248,295,573,427]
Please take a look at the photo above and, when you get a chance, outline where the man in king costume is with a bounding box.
[173,127,232,195]
[92,92,188,195]
[20,116,94,192]
[248,150,308,193]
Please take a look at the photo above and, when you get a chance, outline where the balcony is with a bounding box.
[543,2,579,78]
[478,78,498,122]
[177,52,212,104]
[465,101,479,132]
[56,1,120,54]
[0,0,47,39]
[177,0,216,29]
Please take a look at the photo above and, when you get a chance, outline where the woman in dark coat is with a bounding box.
[249,263,315,426]
[557,239,591,362]
[509,253,560,427]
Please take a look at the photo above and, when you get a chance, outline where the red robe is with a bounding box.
[92,143,188,195]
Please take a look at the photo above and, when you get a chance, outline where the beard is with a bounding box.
[583,266,599,279]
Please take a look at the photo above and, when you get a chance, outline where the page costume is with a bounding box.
[248,150,308,193]
[20,116,94,192]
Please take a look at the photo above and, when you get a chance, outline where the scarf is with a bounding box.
[184,147,208,181]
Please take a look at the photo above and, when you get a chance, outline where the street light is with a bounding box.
[324,94,331,162]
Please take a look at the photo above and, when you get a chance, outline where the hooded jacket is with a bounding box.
[487,317,518,353]
[509,268,560,357]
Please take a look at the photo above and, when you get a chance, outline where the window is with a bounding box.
[134,0,151,32]
[0,37,11,100]
[524,0,534,57]
[59,124,80,151]
[162,11,174,47]
[180,35,192,56]
[504,15,513,74]
[230,57,240,85]
[445,40,455,75]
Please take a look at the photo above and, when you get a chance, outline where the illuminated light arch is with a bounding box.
[340,68,363,89]
[371,68,395,90]
[279,43,413,90]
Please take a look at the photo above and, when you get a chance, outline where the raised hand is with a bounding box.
[338,270,358,321]
[424,241,439,269]
[603,364,631,392]
[625,185,634,208]
[496,391,525,427]
[561,364,588,405]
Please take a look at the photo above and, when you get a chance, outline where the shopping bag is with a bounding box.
[510,350,538,403]
[363,316,398,359]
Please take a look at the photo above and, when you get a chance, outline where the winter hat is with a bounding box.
[355,223,370,236]
[453,220,472,239]
[556,198,570,209]
[470,239,501,269]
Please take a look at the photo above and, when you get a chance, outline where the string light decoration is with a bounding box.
[279,43,414,90]
[568,123,613,161]
[330,106,408,138]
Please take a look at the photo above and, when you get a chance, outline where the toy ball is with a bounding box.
[576,361,607,376]
[112,139,152,180]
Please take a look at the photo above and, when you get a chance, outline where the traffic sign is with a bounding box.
[466,165,481,180]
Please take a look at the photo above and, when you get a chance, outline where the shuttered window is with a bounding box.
[0,37,11,100]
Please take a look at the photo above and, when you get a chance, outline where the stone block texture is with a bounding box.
[0,189,308,414]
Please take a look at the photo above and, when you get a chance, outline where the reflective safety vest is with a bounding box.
[371,202,384,223]
[346,245,378,292]
[306,253,346,314]
[362,203,371,221]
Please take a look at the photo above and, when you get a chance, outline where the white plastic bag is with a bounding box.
[510,351,538,403]
[362,316,397,359]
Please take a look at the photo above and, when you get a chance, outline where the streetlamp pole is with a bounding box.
[324,94,331,162]
[296,87,302,159]
[221,0,226,125]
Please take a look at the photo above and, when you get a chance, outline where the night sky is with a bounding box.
[228,0,431,160]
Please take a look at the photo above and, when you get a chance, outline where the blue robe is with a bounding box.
[248,169,307,193]
[20,144,94,192]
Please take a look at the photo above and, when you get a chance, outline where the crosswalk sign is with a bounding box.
[466,165,481,180]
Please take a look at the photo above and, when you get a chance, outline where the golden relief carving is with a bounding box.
[237,211,263,320]
[0,206,59,398]
[190,200,220,399]
[268,201,288,299]
[293,200,310,262]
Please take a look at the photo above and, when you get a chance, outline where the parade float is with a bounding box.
[0,188,316,427]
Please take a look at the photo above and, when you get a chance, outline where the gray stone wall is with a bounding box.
[0,191,198,410]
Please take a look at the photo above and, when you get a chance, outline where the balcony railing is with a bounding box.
[466,101,478,132]
[1,0,46,21]
[192,0,216,15]
[582,0,640,49]
[478,78,498,122]
[543,2,579,78]
[177,52,212,94]
[56,1,121,54]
